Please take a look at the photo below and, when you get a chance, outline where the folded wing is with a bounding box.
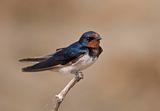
[21,46,85,72]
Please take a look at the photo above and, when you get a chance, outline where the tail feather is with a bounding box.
[21,58,57,72]
[22,65,53,72]
[20,54,58,72]
[22,66,37,72]
[19,57,46,62]
[22,66,48,72]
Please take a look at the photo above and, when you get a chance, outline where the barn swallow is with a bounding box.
[19,31,103,74]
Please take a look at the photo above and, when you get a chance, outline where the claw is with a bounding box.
[75,72,84,81]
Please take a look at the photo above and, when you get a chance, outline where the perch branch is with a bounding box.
[53,72,84,111]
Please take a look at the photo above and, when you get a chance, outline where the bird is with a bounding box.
[19,31,103,75]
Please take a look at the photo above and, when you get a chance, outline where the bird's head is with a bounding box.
[79,31,102,48]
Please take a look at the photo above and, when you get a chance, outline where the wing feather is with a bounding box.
[21,44,86,72]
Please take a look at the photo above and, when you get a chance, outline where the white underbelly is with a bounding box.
[59,54,97,74]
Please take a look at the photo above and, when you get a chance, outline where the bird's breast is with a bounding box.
[59,53,97,74]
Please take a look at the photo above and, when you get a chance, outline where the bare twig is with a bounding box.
[53,72,84,111]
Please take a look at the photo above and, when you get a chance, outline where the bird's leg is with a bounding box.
[75,72,84,81]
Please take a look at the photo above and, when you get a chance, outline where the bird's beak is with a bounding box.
[96,36,102,40]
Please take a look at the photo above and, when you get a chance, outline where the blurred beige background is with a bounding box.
[0,0,160,111]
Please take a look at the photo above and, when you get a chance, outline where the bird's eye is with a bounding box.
[87,37,95,41]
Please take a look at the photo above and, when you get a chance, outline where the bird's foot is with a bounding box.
[75,72,84,81]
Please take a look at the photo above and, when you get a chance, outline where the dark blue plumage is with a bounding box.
[20,31,103,73]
